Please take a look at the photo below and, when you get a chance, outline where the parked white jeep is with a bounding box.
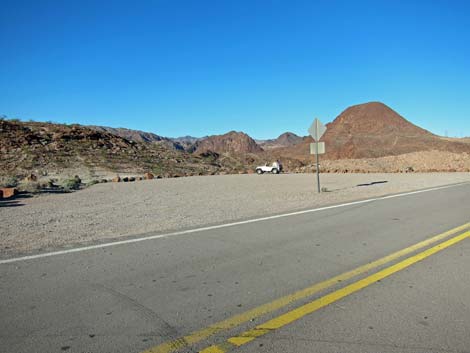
[256,161,282,174]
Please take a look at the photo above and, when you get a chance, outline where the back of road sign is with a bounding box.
[308,118,327,141]
[310,142,325,154]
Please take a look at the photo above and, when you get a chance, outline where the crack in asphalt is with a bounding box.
[89,282,181,341]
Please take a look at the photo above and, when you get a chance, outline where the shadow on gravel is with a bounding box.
[357,180,389,187]
[0,188,74,208]
[0,193,33,207]
[37,188,71,194]
[0,199,24,207]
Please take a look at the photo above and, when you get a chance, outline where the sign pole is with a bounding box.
[315,120,321,193]
[308,117,326,194]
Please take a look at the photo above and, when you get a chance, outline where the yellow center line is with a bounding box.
[201,230,470,352]
[141,223,470,353]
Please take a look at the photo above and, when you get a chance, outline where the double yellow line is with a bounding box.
[142,222,470,353]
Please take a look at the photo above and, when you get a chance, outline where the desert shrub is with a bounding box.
[46,179,57,188]
[0,176,19,188]
[61,176,82,191]
[20,181,41,193]
[86,179,99,187]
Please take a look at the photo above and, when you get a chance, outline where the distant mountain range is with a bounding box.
[89,125,304,153]
[88,102,470,160]
[257,132,305,149]
[2,101,470,181]
[0,120,261,178]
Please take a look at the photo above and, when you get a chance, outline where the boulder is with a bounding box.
[112,176,121,182]
[144,172,154,180]
[1,187,18,199]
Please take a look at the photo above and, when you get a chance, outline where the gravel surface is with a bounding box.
[1,173,469,256]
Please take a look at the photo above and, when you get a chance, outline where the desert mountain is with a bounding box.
[258,132,304,149]
[0,120,254,180]
[194,131,264,154]
[276,102,470,160]
[88,125,165,143]
[3,101,469,180]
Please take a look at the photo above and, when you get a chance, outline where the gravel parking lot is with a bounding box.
[1,173,469,256]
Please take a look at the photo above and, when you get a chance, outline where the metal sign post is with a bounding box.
[315,137,320,193]
[308,118,327,193]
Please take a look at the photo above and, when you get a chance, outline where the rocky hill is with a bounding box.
[275,102,470,160]
[2,102,469,181]
[0,120,252,181]
[258,132,304,149]
[194,131,264,155]
[88,125,165,143]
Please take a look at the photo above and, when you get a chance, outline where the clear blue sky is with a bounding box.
[1,0,469,139]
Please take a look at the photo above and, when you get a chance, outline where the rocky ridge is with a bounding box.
[0,120,254,182]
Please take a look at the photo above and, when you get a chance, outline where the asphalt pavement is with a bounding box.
[1,183,469,353]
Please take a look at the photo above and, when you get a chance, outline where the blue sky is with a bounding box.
[1,0,469,139]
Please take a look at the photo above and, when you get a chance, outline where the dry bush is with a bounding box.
[0,176,19,188]
[60,175,82,191]
[19,181,41,193]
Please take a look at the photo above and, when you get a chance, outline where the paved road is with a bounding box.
[1,183,470,353]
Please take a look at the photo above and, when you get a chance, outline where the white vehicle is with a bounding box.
[256,161,282,174]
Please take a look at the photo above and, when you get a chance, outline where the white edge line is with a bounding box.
[1,182,468,265]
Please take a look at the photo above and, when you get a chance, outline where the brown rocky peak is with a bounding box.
[275,132,303,145]
[259,132,304,149]
[195,131,263,154]
[328,102,432,136]
[274,101,470,161]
